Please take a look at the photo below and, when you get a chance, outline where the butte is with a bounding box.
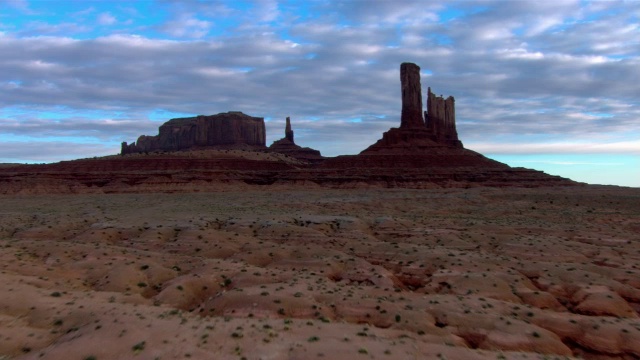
[317,62,574,188]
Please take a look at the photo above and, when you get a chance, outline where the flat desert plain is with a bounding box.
[1,186,639,359]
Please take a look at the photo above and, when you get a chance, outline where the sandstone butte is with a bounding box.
[0,62,578,194]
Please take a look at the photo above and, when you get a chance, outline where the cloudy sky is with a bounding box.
[1,0,638,186]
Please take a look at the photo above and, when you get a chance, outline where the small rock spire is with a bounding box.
[285,116,294,143]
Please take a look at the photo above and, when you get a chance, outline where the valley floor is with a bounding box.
[1,186,639,359]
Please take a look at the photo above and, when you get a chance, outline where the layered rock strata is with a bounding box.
[121,111,266,154]
[0,154,576,194]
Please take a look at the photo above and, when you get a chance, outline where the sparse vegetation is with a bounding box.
[1,187,638,358]
[132,341,145,353]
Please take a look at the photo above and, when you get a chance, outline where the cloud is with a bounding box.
[468,140,640,155]
[326,0,441,25]
[507,160,625,166]
[0,0,638,168]
[3,0,36,14]
[0,115,158,141]
[253,0,280,23]
[14,22,91,36]
[160,14,212,38]
[97,12,117,26]
[0,140,118,163]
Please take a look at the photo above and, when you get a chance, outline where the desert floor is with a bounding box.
[1,186,639,360]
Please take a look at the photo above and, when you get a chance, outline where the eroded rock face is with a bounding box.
[121,112,266,154]
[426,87,461,147]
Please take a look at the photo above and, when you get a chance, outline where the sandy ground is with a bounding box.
[0,186,639,359]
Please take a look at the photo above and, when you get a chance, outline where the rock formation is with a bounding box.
[0,62,580,193]
[426,87,460,146]
[268,117,323,163]
[362,62,463,153]
[121,111,266,154]
[285,117,294,142]
[400,63,425,128]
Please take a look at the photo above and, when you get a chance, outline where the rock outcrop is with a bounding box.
[121,111,266,154]
[320,62,550,183]
[268,117,323,163]
[285,116,294,142]
[362,62,462,153]
[426,87,461,147]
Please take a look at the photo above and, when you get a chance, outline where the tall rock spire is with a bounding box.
[399,62,425,128]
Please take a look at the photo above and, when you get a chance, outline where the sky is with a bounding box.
[1,0,638,187]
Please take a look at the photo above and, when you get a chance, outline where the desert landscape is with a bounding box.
[1,186,639,359]
[1,63,638,360]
